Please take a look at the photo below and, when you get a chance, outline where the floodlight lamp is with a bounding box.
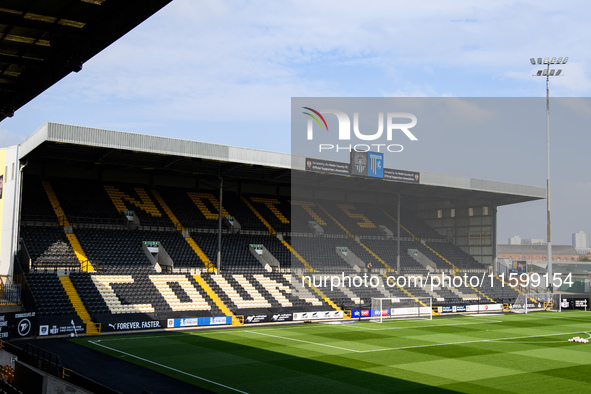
[556,69,562,76]
[538,57,543,64]
[544,57,549,64]
[557,57,563,64]
[563,57,569,64]
[549,69,555,76]
[543,69,548,76]
[551,57,556,64]
[530,58,536,65]
[537,70,543,76]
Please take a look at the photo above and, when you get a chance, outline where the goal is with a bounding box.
[371,297,432,322]
[511,293,561,313]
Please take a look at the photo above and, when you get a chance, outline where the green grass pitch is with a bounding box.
[75,311,591,393]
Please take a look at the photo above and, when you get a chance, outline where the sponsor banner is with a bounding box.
[208,316,231,326]
[38,322,85,336]
[103,319,164,332]
[419,307,431,315]
[305,158,350,176]
[269,313,293,323]
[561,298,589,310]
[440,305,468,313]
[0,314,10,339]
[370,309,390,317]
[167,316,232,328]
[0,312,37,339]
[243,313,293,324]
[244,314,269,324]
[392,307,419,315]
[351,309,388,318]
[307,157,415,184]
[383,168,420,184]
[575,299,588,309]
[293,311,343,321]
[478,304,502,312]
[391,307,431,316]
[561,299,570,309]
[442,304,502,313]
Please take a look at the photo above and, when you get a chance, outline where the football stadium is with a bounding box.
[1,2,591,394]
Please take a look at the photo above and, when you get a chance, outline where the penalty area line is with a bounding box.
[88,340,249,394]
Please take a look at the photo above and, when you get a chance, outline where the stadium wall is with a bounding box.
[0,146,21,282]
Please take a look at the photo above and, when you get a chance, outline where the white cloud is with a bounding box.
[43,0,591,126]
[3,0,590,244]
[0,128,26,148]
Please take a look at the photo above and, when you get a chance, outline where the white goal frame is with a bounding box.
[511,293,561,314]
[371,297,432,322]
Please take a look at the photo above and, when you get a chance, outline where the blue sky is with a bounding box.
[1,0,590,246]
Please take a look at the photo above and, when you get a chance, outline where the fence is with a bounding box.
[0,284,21,305]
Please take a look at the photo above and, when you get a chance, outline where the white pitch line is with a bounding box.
[242,330,360,353]
[89,318,500,346]
[89,340,249,393]
[336,319,504,331]
[92,329,245,343]
[237,315,503,333]
[239,329,591,355]
[527,314,591,323]
[93,313,589,344]
[357,330,591,353]
[498,332,591,344]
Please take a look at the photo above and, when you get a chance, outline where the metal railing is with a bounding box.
[0,284,21,305]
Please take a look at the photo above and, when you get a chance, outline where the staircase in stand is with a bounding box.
[59,276,100,335]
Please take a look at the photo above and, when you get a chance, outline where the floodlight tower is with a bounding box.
[530,56,568,290]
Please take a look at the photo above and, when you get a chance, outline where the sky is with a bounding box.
[1,0,590,246]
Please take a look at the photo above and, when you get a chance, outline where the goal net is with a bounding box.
[511,293,561,313]
[371,297,432,322]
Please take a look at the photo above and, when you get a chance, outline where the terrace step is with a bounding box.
[59,276,101,335]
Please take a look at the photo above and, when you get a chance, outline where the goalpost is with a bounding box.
[371,297,432,322]
[511,293,561,313]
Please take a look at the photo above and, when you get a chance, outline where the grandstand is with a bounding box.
[0,120,547,344]
[8,119,590,394]
[0,1,574,392]
[0,115,558,393]
[0,2,586,392]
